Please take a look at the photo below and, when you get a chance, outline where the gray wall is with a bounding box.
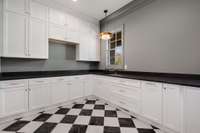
[100,0,200,74]
[0,0,3,72]
[1,42,98,72]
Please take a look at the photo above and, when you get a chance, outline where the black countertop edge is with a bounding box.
[0,70,200,88]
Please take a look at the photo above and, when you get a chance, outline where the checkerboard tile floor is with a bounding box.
[0,98,164,133]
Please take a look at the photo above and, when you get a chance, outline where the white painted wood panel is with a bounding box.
[141,81,162,123]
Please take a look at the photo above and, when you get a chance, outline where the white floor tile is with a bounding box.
[18,121,43,133]
[117,111,131,118]
[45,108,59,114]
[95,100,106,105]
[74,116,90,125]
[46,114,65,123]
[120,127,138,133]
[51,123,72,133]
[92,110,105,117]
[104,117,119,127]
[86,125,104,133]
[83,104,94,109]
[67,109,81,115]
[20,114,40,121]
[105,105,116,110]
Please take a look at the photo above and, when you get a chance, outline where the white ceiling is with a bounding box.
[51,0,133,20]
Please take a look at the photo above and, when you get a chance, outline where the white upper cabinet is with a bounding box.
[49,8,66,26]
[184,87,200,133]
[30,1,48,21]
[4,0,28,14]
[29,17,48,59]
[141,81,162,123]
[3,12,28,58]
[49,23,66,41]
[3,0,48,59]
[76,21,100,61]
[163,84,182,132]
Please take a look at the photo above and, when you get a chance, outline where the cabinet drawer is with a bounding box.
[29,78,52,85]
[111,84,141,100]
[142,81,162,88]
[51,77,70,83]
[0,80,28,88]
[115,78,141,88]
[111,92,141,114]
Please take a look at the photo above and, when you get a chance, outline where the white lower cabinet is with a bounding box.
[94,78,111,100]
[110,83,141,114]
[184,87,200,133]
[29,78,51,110]
[163,84,181,132]
[141,81,162,124]
[0,80,28,117]
[51,77,69,104]
[84,75,94,96]
[69,76,85,100]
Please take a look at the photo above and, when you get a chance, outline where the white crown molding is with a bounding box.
[100,0,155,24]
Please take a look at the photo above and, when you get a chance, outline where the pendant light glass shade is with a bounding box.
[100,10,113,40]
[100,32,112,40]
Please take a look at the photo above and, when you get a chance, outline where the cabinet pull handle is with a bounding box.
[145,82,156,86]
[36,81,45,83]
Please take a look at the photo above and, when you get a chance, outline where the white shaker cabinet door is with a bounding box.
[3,12,28,58]
[29,18,48,59]
[0,87,28,117]
[29,84,51,110]
[163,84,181,132]
[49,23,66,41]
[30,1,48,21]
[141,81,162,123]
[51,81,69,104]
[69,77,84,100]
[184,87,200,133]
[4,0,27,14]
[49,8,66,26]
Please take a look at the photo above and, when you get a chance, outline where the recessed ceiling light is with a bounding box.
[72,0,77,2]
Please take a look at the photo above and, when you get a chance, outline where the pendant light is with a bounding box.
[100,10,113,40]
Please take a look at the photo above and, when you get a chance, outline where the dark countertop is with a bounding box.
[0,70,200,88]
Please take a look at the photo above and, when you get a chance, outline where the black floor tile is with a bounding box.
[118,118,135,127]
[86,100,96,104]
[89,117,104,126]
[55,108,70,114]
[105,110,117,117]
[69,124,87,133]
[151,125,159,129]
[34,122,57,133]
[73,104,84,109]
[33,114,52,122]
[79,109,93,116]
[61,115,77,124]
[104,126,120,133]
[94,105,105,110]
[3,121,29,132]
[137,129,156,133]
